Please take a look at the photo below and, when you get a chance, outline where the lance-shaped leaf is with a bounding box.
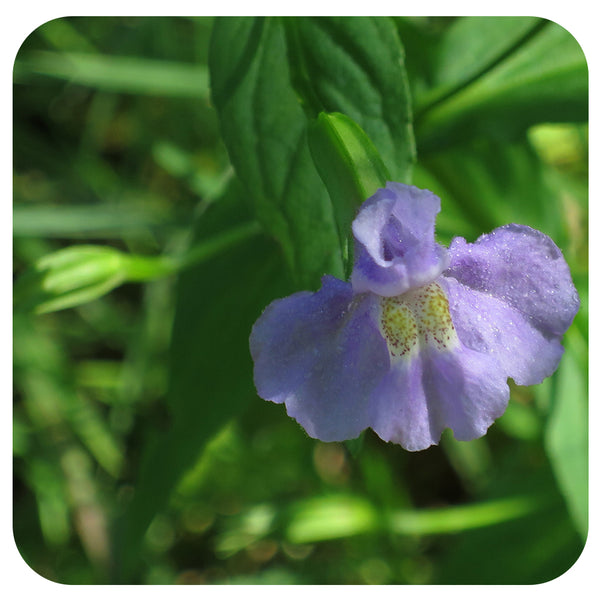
[209,17,344,288]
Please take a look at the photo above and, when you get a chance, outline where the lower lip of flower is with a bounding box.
[379,281,458,360]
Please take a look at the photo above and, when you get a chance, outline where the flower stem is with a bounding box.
[125,220,263,282]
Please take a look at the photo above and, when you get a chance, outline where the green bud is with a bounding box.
[14,221,261,314]
[15,245,131,314]
[307,111,390,272]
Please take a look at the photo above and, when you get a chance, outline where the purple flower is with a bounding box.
[250,183,580,451]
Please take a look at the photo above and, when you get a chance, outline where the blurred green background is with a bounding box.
[13,17,588,584]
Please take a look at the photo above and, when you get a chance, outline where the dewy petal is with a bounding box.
[442,224,579,386]
[351,182,449,297]
[250,275,389,442]
[423,345,510,442]
[441,276,565,386]
[367,356,433,451]
[445,224,579,338]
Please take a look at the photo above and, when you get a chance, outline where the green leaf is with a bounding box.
[434,499,582,583]
[307,112,390,271]
[284,492,548,545]
[284,17,415,183]
[286,495,379,544]
[12,204,168,238]
[209,17,343,288]
[544,327,588,540]
[26,457,71,547]
[432,445,584,584]
[415,17,543,110]
[14,51,209,98]
[413,135,567,241]
[115,180,290,581]
[416,19,588,152]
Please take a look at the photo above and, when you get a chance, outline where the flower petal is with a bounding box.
[368,344,509,451]
[441,276,565,386]
[446,224,579,338]
[250,276,389,441]
[423,346,510,442]
[351,182,449,296]
[367,356,435,451]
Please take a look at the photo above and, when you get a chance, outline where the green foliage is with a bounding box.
[14,224,261,314]
[543,326,589,539]
[209,17,343,288]
[307,112,390,271]
[115,182,289,581]
[13,16,587,585]
[208,16,416,287]
[283,17,415,182]
[412,19,588,151]
[14,50,209,98]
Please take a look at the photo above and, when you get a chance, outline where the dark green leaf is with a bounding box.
[115,181,290,580]
[433,449,584,584]
[415,17,543,110]
[416,20,588,152]
[413,136,567,241]
[209,17,343,288]
[434,500,582,583]
[285,17,415,183]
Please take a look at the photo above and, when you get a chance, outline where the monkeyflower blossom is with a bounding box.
[249,183,579,451]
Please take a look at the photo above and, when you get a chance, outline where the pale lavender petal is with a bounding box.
[368,344,509,451]
[250,276,389,441]
[446,224,579,338]
[441,275,565,386]
[351,182,449,296]
[422,346,510,442]
[367,356,435,452]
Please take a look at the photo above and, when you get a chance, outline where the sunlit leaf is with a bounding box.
[544,327,588,540]
[307,111,390,272]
